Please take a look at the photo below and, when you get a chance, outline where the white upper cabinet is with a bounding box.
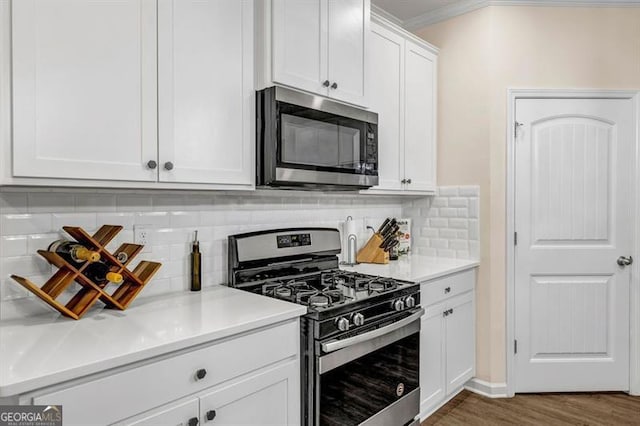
[364,16,438,195]
[7,0,254,189]
[265,0,369,107]
[12,0,158,182]
[158,0,253,185]
[404,40,437,192]
[326,0,367,105]
[272,0,326,96]
[367,21,404,191]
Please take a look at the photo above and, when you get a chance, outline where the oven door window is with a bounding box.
[277,103,368,174]
[319,331,419,426]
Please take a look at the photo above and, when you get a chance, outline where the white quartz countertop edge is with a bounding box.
[341,255,479,283]
[0,286,307,397]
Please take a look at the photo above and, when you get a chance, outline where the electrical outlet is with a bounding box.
[134,225,151,246]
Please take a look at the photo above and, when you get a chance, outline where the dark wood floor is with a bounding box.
[422,390,640,425]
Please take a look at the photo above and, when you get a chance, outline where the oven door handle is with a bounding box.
[321,308,424,353]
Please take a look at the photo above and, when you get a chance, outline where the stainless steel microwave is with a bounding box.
[256,86,379,190]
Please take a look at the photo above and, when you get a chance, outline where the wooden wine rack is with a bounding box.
[10,225,162,320]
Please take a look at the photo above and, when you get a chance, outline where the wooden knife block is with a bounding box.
[356,233,389,265]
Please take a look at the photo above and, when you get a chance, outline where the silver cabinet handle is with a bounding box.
[147,160,157,169]
[164,161,174,171]
[321,308,424,353]
[617,256,633,266]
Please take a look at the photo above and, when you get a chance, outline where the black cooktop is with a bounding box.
[257,270,415,312]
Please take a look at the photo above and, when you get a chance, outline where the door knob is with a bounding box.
[188,418,199,426]
[323,80,330,87]
[206,410,217,421]
[164,161,174,171]
[617,256,633,266]
[331,82,338,89]
[406,178,412,184]
[147,160,157,169]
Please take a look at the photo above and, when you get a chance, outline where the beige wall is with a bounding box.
[416,6,640,384]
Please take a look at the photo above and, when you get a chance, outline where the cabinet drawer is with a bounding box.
[32,320,298,426]
[421,269,475,307]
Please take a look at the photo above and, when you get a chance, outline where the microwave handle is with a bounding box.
[321,308,424,353]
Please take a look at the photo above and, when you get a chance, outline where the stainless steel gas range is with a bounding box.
[228,228,423,426]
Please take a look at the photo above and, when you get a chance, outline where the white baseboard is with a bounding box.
[464,378,509,398]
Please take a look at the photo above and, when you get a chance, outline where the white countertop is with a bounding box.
[341,255,479,283]
[0,286,307,397]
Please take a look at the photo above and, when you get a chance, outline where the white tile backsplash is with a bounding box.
[403,185,480,261]
[0,189,402,319]
[0,187,479,320]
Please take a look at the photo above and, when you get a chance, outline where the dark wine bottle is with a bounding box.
[83,261,123,285]
[48,240,100,268]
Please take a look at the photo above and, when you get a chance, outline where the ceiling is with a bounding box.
[371,0,464,21]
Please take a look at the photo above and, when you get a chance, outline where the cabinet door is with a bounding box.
[445,293,475,395]
[404,40,437,192]
[12,0,158,182]
[199,361,300,426]
[118,398,198,426]
[420,304,446,417]
[326,0,368,106]
[367,22,403,191]
[272,0,327,97]
[158,0,253,185]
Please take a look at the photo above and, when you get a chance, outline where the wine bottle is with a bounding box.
[48,240,100,268]
[83,261,123,285]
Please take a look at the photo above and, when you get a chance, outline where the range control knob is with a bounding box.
[393,299,405,312]
[405,296,416,308]
[352,313,365,326]
[336,317,350,331]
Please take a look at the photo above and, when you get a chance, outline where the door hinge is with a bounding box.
[514,121,523,138]
[514,339,518,354]
[514,232,518,246]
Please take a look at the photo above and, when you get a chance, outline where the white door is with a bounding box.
[326,0,368,106]
[403,40,436,192]
[367,22,404,191]
[12,0,158,182]
[198,362,299,425]
[514,97,635,392]
[118,398,198,426]
[445,293,474,394]
[272,0,327,97]
[158,0,253,185]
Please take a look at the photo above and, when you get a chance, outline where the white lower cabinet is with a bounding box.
[420,269,476,420]
[121,398,199,426]
[119,361,298,426]
[198,361,298,425]
[27,320,300,426]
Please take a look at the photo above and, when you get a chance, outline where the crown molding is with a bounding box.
[370,4,404,27]
[397,0,640,31]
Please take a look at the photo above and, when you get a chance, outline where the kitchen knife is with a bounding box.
[377,218,391,234]
[379,234,395,249]
[386,239,400,252]
[387,224,400,238]
[380,218,397,238]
